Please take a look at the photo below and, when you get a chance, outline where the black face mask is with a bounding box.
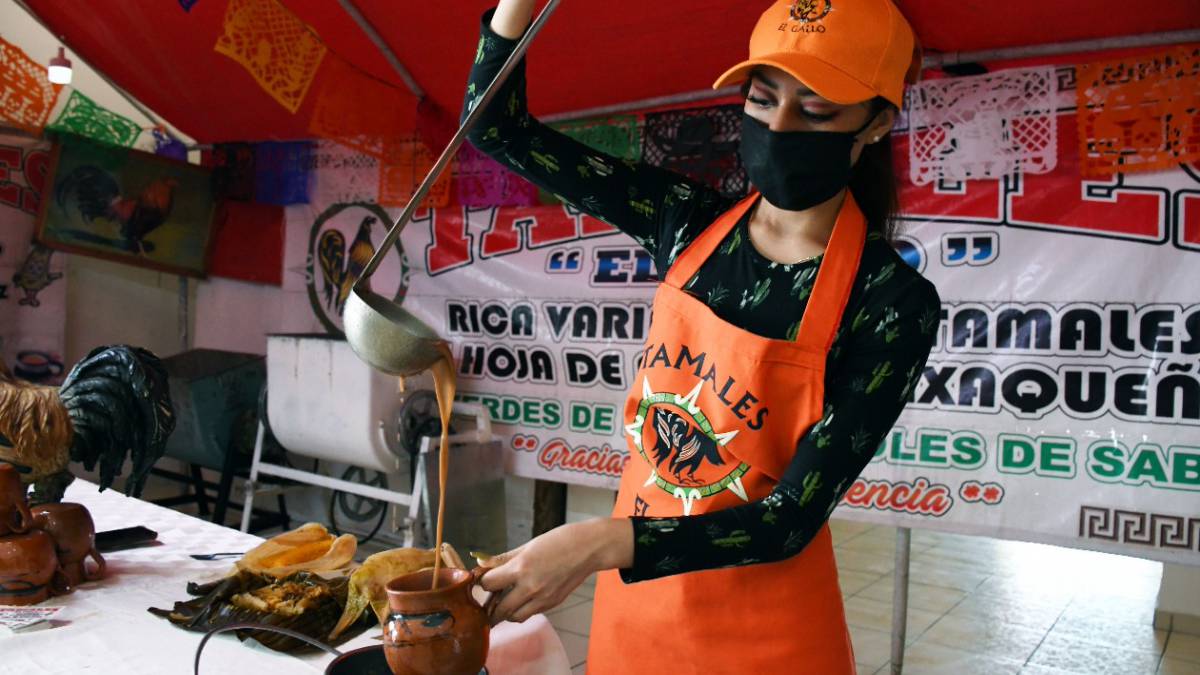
[738,111,877,212]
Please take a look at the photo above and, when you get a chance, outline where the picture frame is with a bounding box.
[36,133,216,278]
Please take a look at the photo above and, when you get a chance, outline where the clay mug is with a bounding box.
[31,502,106,587]
[0,529,70,605]
[0,464,33,536]
[383,567,498,675]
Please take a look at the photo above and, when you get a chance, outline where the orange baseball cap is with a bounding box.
[713,0,922,110]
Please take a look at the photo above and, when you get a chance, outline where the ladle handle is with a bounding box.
[357,0,566,286]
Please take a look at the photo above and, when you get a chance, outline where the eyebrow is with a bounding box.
[751,71,779,90]
[749,71,818,98]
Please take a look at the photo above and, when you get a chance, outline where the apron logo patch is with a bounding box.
[627,376,752,514]
[789,0,832,24]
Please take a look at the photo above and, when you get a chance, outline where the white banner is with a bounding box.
[229,107,1200,563]
[400,204,645,489]
[0,133,68,384]
[856,113,1199,565]
[277,182,639,488]
[394,118,1198,565]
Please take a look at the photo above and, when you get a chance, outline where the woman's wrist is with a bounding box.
[580,517,634,572]
[490,0,536,40]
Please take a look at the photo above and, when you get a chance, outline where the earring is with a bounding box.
[873,136,881,142]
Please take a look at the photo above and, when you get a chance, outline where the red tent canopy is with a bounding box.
[22,0,1200,144]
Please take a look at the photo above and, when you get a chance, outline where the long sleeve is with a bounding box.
[462,9,722,265]
[462,7,945,584]
[623,273,941,581]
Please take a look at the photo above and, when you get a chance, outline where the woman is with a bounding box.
[465,0,938,671]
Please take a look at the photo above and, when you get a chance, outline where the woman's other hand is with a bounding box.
[491,0,538,39]
[478,517,632,624]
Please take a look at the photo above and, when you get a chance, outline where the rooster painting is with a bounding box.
[54,165,179,255]
[650,407,725,485]
[317,216,377,314]
[0,346,175,505]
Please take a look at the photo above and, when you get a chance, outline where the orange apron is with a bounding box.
[587,192,865,674]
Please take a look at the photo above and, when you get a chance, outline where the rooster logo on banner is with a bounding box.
[305,203,409,337]
[316,215,376,314]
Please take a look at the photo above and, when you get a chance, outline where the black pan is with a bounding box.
[327,645,486,675]
[194,622,487,674]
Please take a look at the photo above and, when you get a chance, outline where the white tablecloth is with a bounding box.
[0,482,571,675]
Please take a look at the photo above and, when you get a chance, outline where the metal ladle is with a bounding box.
[344,0,564,376]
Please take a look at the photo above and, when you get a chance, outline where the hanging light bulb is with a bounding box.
[48,46,72,85]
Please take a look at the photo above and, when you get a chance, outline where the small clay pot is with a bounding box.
[0,464,33,536]
[31,502,106,586]
[0,529,67,605]
[383,568,495,675]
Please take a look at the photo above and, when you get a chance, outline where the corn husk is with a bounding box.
[236,523,356,577]
[441,542,466,570]
[328,546,456,640]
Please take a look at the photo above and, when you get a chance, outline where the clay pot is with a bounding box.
[31,503,106,587]
[0,529,68,605]
[383,568,495,675]
[0,464,33,536]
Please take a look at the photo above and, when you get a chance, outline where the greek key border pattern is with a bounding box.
[1079,505,1200,551]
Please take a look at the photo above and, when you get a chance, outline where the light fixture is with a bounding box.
[48,46,71,85]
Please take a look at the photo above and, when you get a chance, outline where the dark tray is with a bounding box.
[326,645,486,675]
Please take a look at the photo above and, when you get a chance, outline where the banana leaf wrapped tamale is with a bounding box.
[149,571,365,652]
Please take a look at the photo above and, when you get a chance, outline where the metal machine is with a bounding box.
[240,334,507,554]
[156,349,266,525]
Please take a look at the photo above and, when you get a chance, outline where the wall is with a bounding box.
[65,256,193,365]
[2,0,198,367]
[2,0,199,492]
[566,484,615,524]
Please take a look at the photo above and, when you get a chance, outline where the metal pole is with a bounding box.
[355,0,564,283]
[253,462,415,506]
[543,29,1199,124]
[0,125,37,139]
[239,423,266,532]
[925,28,1200,67]
[108,22,1200,134]
[12,0,190,144]
[334,0,425,99]
[177,276,189,352]
[542,86,742,123]
[891,527,912,675]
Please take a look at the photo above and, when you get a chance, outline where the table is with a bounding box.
[1,481,571,675]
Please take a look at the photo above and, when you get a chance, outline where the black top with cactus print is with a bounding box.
[464,10,941,582]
